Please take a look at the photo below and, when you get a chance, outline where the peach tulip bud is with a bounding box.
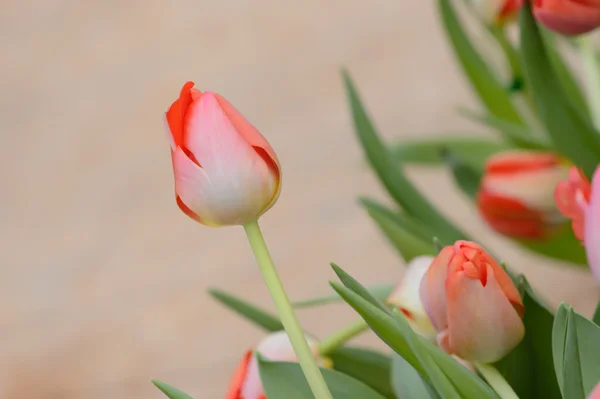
[225,331,322,399]
[419,241,525,363]
[584,167,600,283]
[555,166,592,241]
[165,82,281,227]
[477,151,569,239]
[387,256,437,340]
[533,0,600,35]
[472,0,523,25]
[589,382,600,399]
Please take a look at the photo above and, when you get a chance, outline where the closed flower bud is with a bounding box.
[477,151,569,239]
[419,241,525,363]
[165,82,281,227]
[387,256,437,340]
[471,0,523,25]
[225,331,323,399]
[533,0,600,35]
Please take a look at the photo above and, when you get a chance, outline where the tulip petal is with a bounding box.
[534,0,600,35]
[445,264,525,362]
[166,81,197,148]
[388,256,436,338]
[589,382,600,399]
[585,167,600,282]
[175,94,279,225]
[226,350,252,399]
[420,246,454,331]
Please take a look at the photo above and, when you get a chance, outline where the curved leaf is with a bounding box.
[208,288,283,332]
[152,380,195,399]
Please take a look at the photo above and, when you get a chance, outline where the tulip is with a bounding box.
[555,166,592,241]
[584,168,600,282]
[533,0,600,35]
[589,382,600,399]
[387,256,437,340]
[165,81,281,227]
[419,241,525,363]
[471,0,523,25]
[226,331,324,399]
[477,151,569,239]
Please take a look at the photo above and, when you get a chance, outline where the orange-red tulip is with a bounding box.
[533,0,600,35]
[419,241,525,362]
[225,331,321,399]
[387,256,436,340]
[165,82,281,227]
[477,151,569,239]
[472,0,523,25]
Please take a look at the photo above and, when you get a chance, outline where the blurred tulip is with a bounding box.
[165,81,281,227]
[477,151,569,239]
[533,0,600,35]
[555,166,591,241]
[420,241,525,363]
[589,382,600,399]
[471,0,523,25]
[387,256,437,339]
[226,331,322,399]
[584,167,600,282]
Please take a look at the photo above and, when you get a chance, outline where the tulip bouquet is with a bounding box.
[152,2,600,399]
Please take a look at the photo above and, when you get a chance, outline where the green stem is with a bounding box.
[243,220,333,399]
[318,319,370,355]
[474,362,519,399]
[578,35,600,130]
[489,26,521,81]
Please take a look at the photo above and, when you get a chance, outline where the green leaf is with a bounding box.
[389,136,511,169]
[495,276,561,399]
[553,303,600,397]
[258,357,387,399]
[152,380,195,399]
[391,354,437,399]
[330,263,391,314]
[441,148,482,199]
[593,300,600,326]
[520,3,600,177]
[329,346,395,398]
[342,70,466,243]
[438,0,522,124]
[208,288,283,332]
[330,269,497,399]
[292,284,394,309]
[360,199,438,262]
[459,108,550,150]
[518,226,587,265]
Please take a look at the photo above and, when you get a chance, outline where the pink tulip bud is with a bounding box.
[533,0,600,35]
[555,166,591,241]
[477,151,569,239]
[387,256,437,340]
[419,241,525,363]
[589,382,600,399]
[472,0,523,25]
[225,331,321,399]
[584,167,600,283]
[165,82,281,227]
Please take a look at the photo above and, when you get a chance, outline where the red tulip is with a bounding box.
[165,82,281,227]
[533,0,600,35]
[225,331,322,399]
[420,241,525,362]
[555,166,591,241]
[477,151,569,239]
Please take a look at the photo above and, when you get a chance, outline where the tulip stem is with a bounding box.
[243,220,333,399]
[318,319,370,355]
[578,34,600,130]
[474,362,519,399]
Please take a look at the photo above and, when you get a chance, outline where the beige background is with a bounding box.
[2,0,599,398]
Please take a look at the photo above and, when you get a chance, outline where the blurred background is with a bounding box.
[2,0,599,397]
